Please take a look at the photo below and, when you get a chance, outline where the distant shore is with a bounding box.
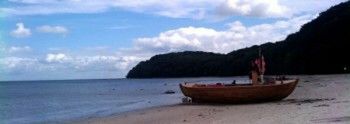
[70,74,350,124]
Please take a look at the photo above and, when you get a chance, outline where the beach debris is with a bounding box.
[314,83,327,87]
[332,100,349,104]
[198,113,206,118]
[313,104,330,107]
[311,116,350,123]
[182,97,192,103]
[211,108,223,113]
[277,98,335,105]
[164,90,175,94]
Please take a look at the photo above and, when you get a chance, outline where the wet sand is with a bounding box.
[72,74,350,124]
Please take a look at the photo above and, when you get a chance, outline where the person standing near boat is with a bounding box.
[256,49,266,83]
[250,48,266,84]
[250,60,260,85]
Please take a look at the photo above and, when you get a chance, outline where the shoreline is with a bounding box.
[66,103,182,124]
[70,74,350,124]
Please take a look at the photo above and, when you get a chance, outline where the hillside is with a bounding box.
[127,1,350,78]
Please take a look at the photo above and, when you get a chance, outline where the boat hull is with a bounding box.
[179,79,298,103]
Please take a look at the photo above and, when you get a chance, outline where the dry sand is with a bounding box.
[72,74,350,124]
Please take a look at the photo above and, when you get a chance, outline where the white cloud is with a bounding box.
[8,0,58,4]
[128,14,315,54]
[280,0,346,15]
[42,53,143,71]
[10,23,31,38]
[0,52,144,78]
[7,46,32,53]
[46,53,70,63]
[216,0,290,18]
[0,57,39,72]
[2,0,345,19]
[37,25,68,35]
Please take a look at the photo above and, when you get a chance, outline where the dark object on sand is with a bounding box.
[164,90,175,94]
[179,79,298,103]
[182,97,192,103]
[231,80,236,84]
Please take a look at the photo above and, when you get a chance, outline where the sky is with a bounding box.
[0,0,346,81]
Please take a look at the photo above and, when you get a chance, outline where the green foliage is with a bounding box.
[127,1,350,78]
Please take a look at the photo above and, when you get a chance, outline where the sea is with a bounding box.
[0,77,249,124]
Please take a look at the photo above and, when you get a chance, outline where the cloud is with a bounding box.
[46,53,70,63]
[10,23,31,38]
[280,0,346,15]
[128,14,315,54]
[43,53,144,71]
[0,57,40,74]
[3,0,216,19]
[7,46,32,53]
[3,0,345,19]
[0,52,145,80]
[216,0,290,18]
[36,25,68,35]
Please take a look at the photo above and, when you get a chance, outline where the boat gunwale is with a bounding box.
[180,79,298,89]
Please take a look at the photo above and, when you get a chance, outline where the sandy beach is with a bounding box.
[73,74,350,124]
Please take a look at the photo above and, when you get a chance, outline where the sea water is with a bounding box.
[0,77,249,124]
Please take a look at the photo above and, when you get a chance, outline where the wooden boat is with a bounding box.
[179,79,298,103]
